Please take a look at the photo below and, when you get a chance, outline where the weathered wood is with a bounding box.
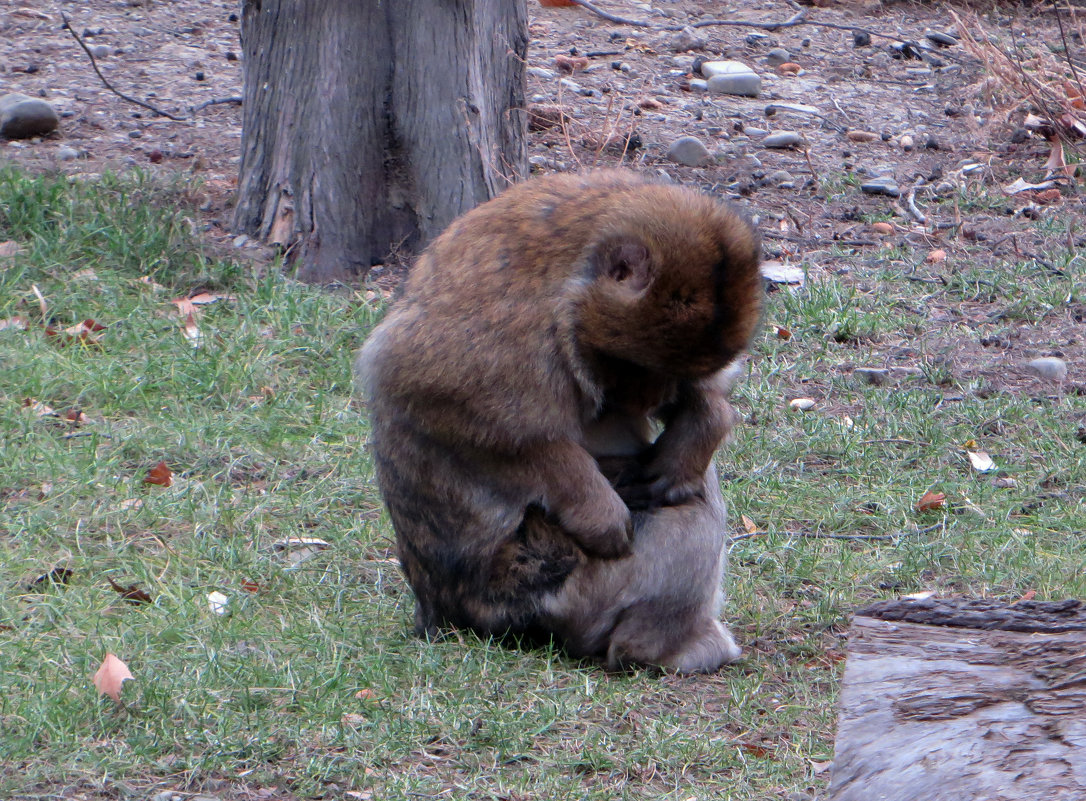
[828,597,1086,801]
[234,0,528,283]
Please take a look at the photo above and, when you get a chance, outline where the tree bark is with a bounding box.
[828,598,1086,801]
[234,0,528,283]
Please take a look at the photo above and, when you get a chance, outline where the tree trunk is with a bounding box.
[828,598,1086,801]
[234,0,528,283]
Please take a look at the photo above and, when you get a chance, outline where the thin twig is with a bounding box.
[569,0,653,26]
[905,181,927,225]
[192,96,243,113]
[730,522,945,546]
[61,12,188,122]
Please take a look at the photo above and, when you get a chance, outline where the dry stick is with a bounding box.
[192,97,243,113]
[61,13,187,121]
[568,0,965,63]
[1053,3,1086,110]
[730,522,945,546]
[905,181,927,225]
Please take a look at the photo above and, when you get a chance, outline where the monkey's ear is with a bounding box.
[592,238,652,292]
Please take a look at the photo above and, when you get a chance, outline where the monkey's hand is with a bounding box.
[641,380,737,506]
[537,440,633,559]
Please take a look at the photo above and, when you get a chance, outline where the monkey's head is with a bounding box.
[573,187,763,379]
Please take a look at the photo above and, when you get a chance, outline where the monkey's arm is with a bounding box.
[528,438,633,559]
[641,373,737,506]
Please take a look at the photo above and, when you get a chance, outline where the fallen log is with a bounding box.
[827,597,1086,801]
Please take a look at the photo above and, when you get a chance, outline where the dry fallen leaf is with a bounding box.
[23,398,56,418]
[740,515,760,535]
[775,326,792,340]
[106,576,153,605]
[144,461,173,487]
[926,249,947,264]
[916,490,946,512]
[0,316,28,331]
[870,222,894,235]
[0,240,26,258]
[1018,589,1037,602]
[846,130,880,143]
[967,451,996,473]
[93,653,134,702]
[182,312,203,347]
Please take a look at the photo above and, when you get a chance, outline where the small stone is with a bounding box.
[801,37,812,48]
[744,126,768,137]
[1009,127,1029,144]
[745,32,770,46]
[900,134,914,151]
[689,79,708,92]
[854,367,890,385]
[670,26,707,52]
[891,41,924,60]
[925,30,958,47]
[762,130,802,149]
[57,146,79,161]
[1025,357,1068,383]
[527,67,556,80]
[767,169,795,187]
[853,30,871,47]
[667,136,712,167]
[0,93,60,139]
[846,130,879,143]
[789,398,816,411]
[225,51,238,61]
[860,178,900,197]
[765,48,791,67]
[924,135,940,150]
[91,44,112,58]
[148,149,164,163]
[194,71,206,81]
[701,60,755,79]
[707,72,761,97]
[232,234,250,248]
[993,477,1017,489]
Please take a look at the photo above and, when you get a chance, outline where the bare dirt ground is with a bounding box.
[0,0,1082,386]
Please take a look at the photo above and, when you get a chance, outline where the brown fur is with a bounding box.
[356,170,761,670]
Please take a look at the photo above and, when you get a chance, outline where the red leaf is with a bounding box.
[916,490,946,512]
[144,461,173,487]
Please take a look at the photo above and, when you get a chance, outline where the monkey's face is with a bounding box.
[577,203,762,379]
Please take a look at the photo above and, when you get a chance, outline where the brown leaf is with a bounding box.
[0,240,26,258]
[93,653,134,702]
[847,130,880,143]
[870,222,894,235]
[554,54,589,73]
[0,316,28,331]
[182,312,202,347]
[925,249,947,264]
[106,576,153,605]
[916,490,946,512]
[776,62,802,75]
[1018,589,1037,602]
[144,461,173,487]
[26,566,73,589]
[775,326,792,340]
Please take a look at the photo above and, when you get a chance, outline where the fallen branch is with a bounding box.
[61,11,188,122]
[192,96,244,113]
[905,181,927,225]
[730,522,945,547]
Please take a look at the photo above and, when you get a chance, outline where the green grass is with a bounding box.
[1,168,1084,800]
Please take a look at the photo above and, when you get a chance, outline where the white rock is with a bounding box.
[701,60,756,78]
[1025,356,1068,382]
[667,136,712,167]
[789,398,816,411]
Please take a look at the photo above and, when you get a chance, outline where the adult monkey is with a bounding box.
[357,170,762,671]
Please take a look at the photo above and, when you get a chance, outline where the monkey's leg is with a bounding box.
[540,466,741,673]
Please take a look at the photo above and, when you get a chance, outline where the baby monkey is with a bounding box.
[356,170,762,672]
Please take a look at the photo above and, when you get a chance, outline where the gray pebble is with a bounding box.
[765,48,791,67]
[527,67,555,80]
[91,44,112,58]
[925,30,958,47]
[767,169,795,187]
[668,136,712,167]
[762,130,802,149]
[689,78,708,92]
[860,178,900,197]
[853,30,871,47]
[854,367,890,385]
[232,234,250,248]
[1026,357,1068,382]
[743,126,768,137]
[701,60,755,79]
[57,146,79,161]
[707,73,761,97]
[0,93,60,139]
[670,26,707,52]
